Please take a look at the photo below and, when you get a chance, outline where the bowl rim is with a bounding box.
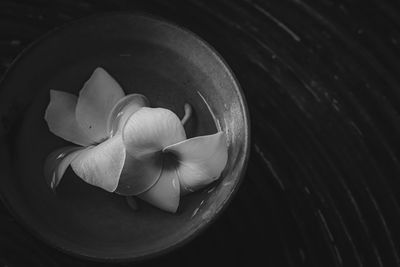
[0,11,251,262]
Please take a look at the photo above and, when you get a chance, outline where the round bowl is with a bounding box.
[0,13,250,261]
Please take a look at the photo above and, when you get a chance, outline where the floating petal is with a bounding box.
[164,132,228,194]
[44,146,85,190]
[70,133,125,192]
[45,90,94,146]
[123,107,186,158]
[138,164,180,213]
[75,67,125,143]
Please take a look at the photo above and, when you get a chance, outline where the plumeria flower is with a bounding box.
[44,67,228,213]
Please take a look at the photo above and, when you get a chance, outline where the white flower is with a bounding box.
[44,68,227,213]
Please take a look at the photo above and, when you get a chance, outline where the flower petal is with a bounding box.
[45,90,94,146]
[70,133,126,192]
[163,131,228,194]
[44,146,86,190]
[115,152,163,196]
[107,94,149,137]
[138,166,180,213]
[75,67,125,143]
[123,107,186,158]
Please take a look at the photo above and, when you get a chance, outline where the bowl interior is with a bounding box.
[0,14,249,260]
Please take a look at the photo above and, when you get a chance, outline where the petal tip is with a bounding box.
[94,66,106,72]
[49,89,56,96]
[44,147,83,191]
[138,168,180,213]
[75,67,125,142]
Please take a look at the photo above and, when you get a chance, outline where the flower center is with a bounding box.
[161,150,180,171]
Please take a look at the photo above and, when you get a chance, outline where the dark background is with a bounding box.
[1,0,400,266]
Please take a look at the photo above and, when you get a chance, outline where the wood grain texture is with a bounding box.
[1,0,400,266]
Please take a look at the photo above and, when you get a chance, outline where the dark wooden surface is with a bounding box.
[1,0,400,266]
